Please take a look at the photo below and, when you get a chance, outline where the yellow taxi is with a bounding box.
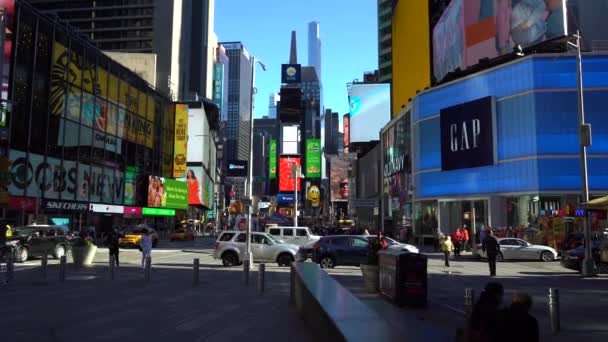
[119,227,159,248]
[169,228,195,241]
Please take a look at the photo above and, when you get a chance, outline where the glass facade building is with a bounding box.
[5,1,175,228]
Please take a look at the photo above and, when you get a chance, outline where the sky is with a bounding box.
[214,0,379,122]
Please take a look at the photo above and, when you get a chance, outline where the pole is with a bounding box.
[471,201,478,256]
[258,263,266,294]
[243,259,250,285]
[193,258,200,286]
[294,165,298,227]
[59,255,66,282]
[549,288,561,333]
[575,31,596,277]
[245,57,256,268]
[40,252,48,280]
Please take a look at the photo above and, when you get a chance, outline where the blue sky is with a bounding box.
[214,0,378,122]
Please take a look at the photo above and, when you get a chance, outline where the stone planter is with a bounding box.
[71,245,97,267]
[360,264,379,292]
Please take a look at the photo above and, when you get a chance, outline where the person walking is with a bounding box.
[462,225,470,252]
[452,228,464,257]
[482,229,501,276]
[468,282,504,342]
[139,229,153,269]
[106,229,121,267]
[495,292,539,342]
[440,236,454,267]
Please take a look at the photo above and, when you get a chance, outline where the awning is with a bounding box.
[583,196,608,209]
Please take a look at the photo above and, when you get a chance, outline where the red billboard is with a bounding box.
[279,156,301,192]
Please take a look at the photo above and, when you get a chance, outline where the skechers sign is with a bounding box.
[440,97,496,171]
[227,160,248,178]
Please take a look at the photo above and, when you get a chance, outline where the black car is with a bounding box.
[311,235,370,268]
[560,241,602,272]
[7,225,72,263]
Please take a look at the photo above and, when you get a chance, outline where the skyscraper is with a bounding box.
[378,0,393,82]
[308,21,322,83]
[268,93,280,119]
[301,67,321,139]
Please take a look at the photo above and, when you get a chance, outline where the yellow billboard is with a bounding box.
[173,104,188,178]
[391,1,431,117]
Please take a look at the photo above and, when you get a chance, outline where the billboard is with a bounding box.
[227,160,248,177]
[329,156,352,201]
[185,167,203,205]
[269,139,277,179]
[305,139,321,178]
[279,156,301,192]
[173,104,188,178]
[432,0,567,82]
[281,64,302,83]
[343,114,350,152]
[348,83,391,143]
[124,166,138,205]
[146,176,188,210]
[278,88,303,122]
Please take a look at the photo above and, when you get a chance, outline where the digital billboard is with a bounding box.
[281,64,302,83]
[279,156,301,192]
[269,139,277,179]
[185,167,203,205]
[227,160,248,178]
[173,104,188,178]
[432,0,568,83]
[343,114,350,152]
[124,166,138,205]
[329,156,351,201]
[305,139,321,178]
[278,88,303,123]
[146,176,188,210]
[348,83,391,143]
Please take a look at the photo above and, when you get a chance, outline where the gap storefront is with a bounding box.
[412,54,608,249]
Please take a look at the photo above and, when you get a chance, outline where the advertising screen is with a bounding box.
[173,104,188,178]
[343,114,350,152]
[146,176,188,210]
[184,167,203,205]
[269,139,277,179]
[279,88,303,123]
[124,166,138,205]
[227,160,248,177]
[282,125,299,155]
[432,0,567,82]
[279,156,301,192]
[348,83,391,143]
[305,139,321,178]
[281,64,302,83]
[329,156,351,201]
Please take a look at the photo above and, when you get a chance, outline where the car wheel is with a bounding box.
[222,251,238,267]
[541,251,554,262]
[496,253,504,262]
[54,245,66,259]
[17,247,29,263]
[277,253,294,267]
[320,256,335,269]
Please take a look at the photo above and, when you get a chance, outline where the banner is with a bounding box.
[184,168,203,205]
[146,176,188,210]
[269,139,277,179]
[124,166,138,205]
[173,104,188,178]
[305,139,321,178]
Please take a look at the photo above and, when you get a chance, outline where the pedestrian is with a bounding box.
[495,292,539,342]
[440,236,454,267]
[434,228,443,252]
[106,229,121,267]
[479,225,487,245]
[468,282,504,342]
[452,228,464,256]
[482,229,501,276]
[139,229,153,269]
[462,225,470,252]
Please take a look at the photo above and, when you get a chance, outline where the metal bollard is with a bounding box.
[258,263,266,294]
[464,288,475,319]
[243,259,250,285]
[193,258,200,286]
[109,254,115,281]
[41,253,48,280]
[59,256,66,282]
[144,256,151,283]
[549,288,560,333]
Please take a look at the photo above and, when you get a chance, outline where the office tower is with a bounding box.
[324,109,340,155]
[268,93,280,119]
[253,118,280,196]
[214,45,230,122]
[221,42,253,163]
[308,21,322,83]
[28,0,216,101]
[301,67,321,139]
[378,0,393,82]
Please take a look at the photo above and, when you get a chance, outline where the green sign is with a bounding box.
[142,207,176,216]
[305,139,321,178]
[269,139,277,179]
[124,166,139,205]
[163,178,188,209]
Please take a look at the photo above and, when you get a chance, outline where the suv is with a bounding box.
[311,235,371,269]
[8,225,72,263]
[266,226,320,246]
[213,231,299,267]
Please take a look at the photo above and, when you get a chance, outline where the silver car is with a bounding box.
[213,231,299,267]
[479,238,558,262]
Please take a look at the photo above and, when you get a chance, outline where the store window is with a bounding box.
[415,201,438,236]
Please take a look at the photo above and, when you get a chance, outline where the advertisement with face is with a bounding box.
[348,84,391,143]
[432,0,567,82]
[185,168,203,205]
[279,156,301,192]
[147,176,188,210]
[329,156,350,201]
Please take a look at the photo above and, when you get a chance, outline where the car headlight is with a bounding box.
[8,240,20,246]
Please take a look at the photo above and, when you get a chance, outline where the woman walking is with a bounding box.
[139,229,153,269]
[440,236,454,267]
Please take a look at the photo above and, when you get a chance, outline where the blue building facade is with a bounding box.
[411,54,608,240]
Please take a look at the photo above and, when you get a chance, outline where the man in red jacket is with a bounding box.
[452,228,464,256]
[462,225,470,252]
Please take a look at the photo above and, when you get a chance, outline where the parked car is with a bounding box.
[169,228,195,241]
[311,235,371,269]
[478,238,558,262]
[213,231,299,267]
[266,226,320,246]
[372,236,419,254]
[560,241,602,272]
[119,226,159,248]
[6,225,72,263]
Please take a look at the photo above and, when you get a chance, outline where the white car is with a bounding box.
[266,226,320,247]
[384,236,419,254]
[479,238,558,262]
[213,231,299,267]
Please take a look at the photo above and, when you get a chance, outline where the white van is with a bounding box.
[266,226,320,246]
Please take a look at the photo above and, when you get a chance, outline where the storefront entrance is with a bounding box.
[439,199,489,241]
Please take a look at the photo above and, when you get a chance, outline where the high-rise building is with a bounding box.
[378,0,393,82]
[268,93,280,119]
[253,118,280,196]
[323,109,340,155]
[221,42,253,164]
[28,0,216,101]
[301,67,321,139]
[308,22,322,83]
[214,45,230,122]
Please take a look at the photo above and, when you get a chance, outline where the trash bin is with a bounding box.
[379,250,427,308]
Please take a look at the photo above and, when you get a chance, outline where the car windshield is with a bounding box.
[12,228,34,237]
[266,234,281,244]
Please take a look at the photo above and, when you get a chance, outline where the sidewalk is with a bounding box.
[0,262,313,342]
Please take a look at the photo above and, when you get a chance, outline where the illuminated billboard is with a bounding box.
[279,156,301,192]
[269,139,277,179]
[305,139,321,178]
[432,0,568,82]
[348,83,391,143]
[329,156,352,201]
[173,104,188,178]
[143,176,188,210]
[343,114,350,152]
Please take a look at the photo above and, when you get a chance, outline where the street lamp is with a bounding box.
[245,58,267,268]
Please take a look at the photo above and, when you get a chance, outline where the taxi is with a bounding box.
[169,228,195,241]
[119,226,159,248]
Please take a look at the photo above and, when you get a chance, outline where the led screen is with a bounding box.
[279,156,301,192]
[329,156,351,201]
[349,83,391,143]
[279,87,303,122]
[432,0,567,82]
[343,114,350,151]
